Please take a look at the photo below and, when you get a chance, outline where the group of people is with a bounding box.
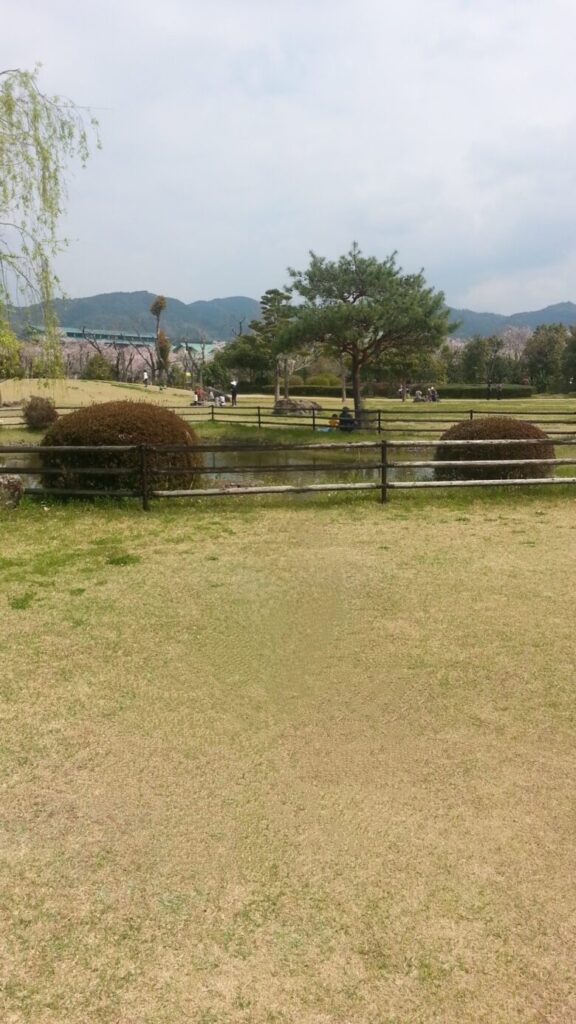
[142,371,240,408]
[191,389,226,407]
[190,382,239,407]
[402,386,439,403]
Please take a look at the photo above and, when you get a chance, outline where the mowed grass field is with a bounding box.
[3,378,576,452]
[3,376,576,418]
[2,489,576,1023]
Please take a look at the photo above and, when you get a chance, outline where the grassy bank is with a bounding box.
[0,378,195,408]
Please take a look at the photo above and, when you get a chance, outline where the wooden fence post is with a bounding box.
[378,409,382,434]
[139,444,150,511]
[211,405,215,422]
[257,406,262,429]
[469,409,474,421]
[380,440,388,503]
[312,409,316,431]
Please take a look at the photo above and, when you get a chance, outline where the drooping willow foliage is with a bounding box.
[0,66,99,372]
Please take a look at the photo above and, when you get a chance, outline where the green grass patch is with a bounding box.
[8,590,35,610]
[106,552,142,566]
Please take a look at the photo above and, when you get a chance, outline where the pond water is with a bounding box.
[0,444,433,493]
[199,448,434,487]
[0,447,42,490]
[201,448,385,487]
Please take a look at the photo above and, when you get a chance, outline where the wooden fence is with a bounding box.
[3,402,576,437]
[2,437,576,508]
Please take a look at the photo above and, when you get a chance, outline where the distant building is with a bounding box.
[29,325,223,355]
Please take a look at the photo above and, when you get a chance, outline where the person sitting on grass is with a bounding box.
[328,412,339,430]
[339,406,356,432]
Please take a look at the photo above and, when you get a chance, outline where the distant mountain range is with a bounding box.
[9,291,261,341]
[9,291,576,342]
[448,301,576,338]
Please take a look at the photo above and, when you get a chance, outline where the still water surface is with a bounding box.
[0,444,431,491]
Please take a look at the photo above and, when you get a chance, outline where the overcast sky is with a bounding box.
[4,0,576,313]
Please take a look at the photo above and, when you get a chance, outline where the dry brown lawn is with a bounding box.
[1,494,575,1023]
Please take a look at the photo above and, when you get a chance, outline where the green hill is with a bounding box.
[10,291,576,342]
[9,291,260,341]
[450,302,576,338]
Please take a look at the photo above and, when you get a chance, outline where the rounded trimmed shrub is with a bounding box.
[39,401,204,494]
[23,395,59,430]
[434,416,555,481]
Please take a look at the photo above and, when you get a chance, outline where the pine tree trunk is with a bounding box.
[283,359,289,399]
[274,361,281,403]
[340,353,347,402]
[351,354,363,422]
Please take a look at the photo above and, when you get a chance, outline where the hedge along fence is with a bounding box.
[261,384,535,399]
[260,384,345,397]
[365,384,534,399]
[437,384,533,399]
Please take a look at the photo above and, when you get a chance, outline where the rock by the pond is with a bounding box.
[273,398,323,416]
[0,475,24,507]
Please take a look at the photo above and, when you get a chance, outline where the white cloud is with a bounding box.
[3,0,576,311]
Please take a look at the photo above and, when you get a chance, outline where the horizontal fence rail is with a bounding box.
[0,440,388,506]
[2,436,576,507]
[4,402,576,438]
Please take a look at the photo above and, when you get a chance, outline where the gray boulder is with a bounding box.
[0,474,24,507]
[273,398,323,416]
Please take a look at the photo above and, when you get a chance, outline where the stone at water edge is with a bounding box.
[0,475,24,507]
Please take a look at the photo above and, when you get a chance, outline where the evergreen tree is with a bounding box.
[522,324,567,392]
[285,243,452,417]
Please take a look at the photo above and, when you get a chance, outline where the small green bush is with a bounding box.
[40,401,204,495]
[23,395,59,430]
[434,417,555,481]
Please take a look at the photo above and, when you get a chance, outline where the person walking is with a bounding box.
[230,381,238,407]
[143,371,149,387]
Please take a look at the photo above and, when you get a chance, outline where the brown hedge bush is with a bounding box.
[434,416,555,481]
[39,401,204,494]
[23,396,59,431]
